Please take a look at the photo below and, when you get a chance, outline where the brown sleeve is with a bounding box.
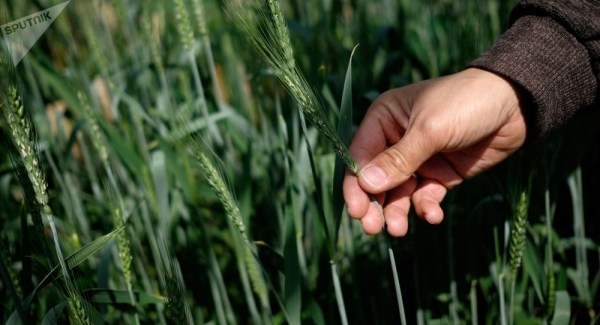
[468,0,600,138]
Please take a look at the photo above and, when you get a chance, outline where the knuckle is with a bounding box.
[380,146,412,175]
[418,117,446,136]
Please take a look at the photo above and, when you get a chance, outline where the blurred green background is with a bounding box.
[1,0,599,324]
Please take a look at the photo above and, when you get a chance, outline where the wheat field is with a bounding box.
[0,0,599,324]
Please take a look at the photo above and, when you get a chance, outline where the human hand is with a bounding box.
[343,68,527,236]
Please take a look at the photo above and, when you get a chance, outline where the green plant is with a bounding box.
[1,0,599,324]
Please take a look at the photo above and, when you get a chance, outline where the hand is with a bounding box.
[343,68,527,236]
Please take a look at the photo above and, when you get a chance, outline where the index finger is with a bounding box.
[343,98,409,219]
[349,102,407,168]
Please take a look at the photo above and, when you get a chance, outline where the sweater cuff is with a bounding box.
[469,15,597,138]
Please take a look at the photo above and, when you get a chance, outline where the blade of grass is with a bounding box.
[567,167,591,307]
[333,45,358,248]
[331,263,348,325]
[6,227,123,323]
[247,245,293,324]
[299,112,332,258]
[470,280,478,325]
[86,289,167,304]
[499,272,507,325]
[40,303,65,325]
[20,204,33,300]
[493,225,508,325]
[0,252,25,323]
[522,239,545,304]
[284,200,302,325]
[544,186,556,321]
[551,291,570,325]
[331,45,359,325]
[380,202,406,325]
[97,118,145,176]
[202,223,236,325]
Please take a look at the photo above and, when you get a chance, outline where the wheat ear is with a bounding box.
[225,0,358,173]
[190,136,247,238]
[188,133,269,303]
[66,293,92,325]
[508,189,530,325]
[509,191,529,276]
[174,0,195,52]
[2,80,90,325]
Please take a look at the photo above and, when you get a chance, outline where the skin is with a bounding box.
[343,68,527,237]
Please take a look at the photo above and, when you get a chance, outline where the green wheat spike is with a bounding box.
[225,0,358,174]
[66,293,92,325]
[186,127,269,305]
[245,246,268,305]
[546,271,556,322]
[190,136,247,238]
[79,91,109,167]
[509,191,529,276]
[174,0,195,51]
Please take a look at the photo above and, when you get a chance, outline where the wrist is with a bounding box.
[459,68,527,147]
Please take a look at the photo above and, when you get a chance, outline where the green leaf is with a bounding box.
[97,118,145,176]
[61,119,87,161]
[41,303,65,325]
[333,45,359,249]
[306,299,326,325]
[62,227,124,274]
[299,112,333,258]
[82,298,110,324]
[246,244,293,324]
[166,111,235,143]
[150,151,170,222]
[120,92,157,128]
[523,239,545,303]
[28,57,81,113]
[551,291,570,325]
[0,253,25,323]
[339,45,359,148]
[85,289,167,304]
[284,182,302,325]
[566,267,589,306]
[6,228,123,325]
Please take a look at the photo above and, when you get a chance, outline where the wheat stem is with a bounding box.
[544,189,556,321]
[192,0,226,113]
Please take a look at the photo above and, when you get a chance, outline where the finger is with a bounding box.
[411,178,447,225]
[345,93,409,218]
[382,176,418,237]
[348,110,393,168]
[416,154,464,188]
[358,128,437,194]
[360,193,386,235]
[348,90,412,168]
[343,168,370,219]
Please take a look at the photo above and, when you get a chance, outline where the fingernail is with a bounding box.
[361,166,387,188]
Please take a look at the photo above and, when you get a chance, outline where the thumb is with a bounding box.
[358,129,436,193]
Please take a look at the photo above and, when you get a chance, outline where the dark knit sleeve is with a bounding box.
[468,0,600,137]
